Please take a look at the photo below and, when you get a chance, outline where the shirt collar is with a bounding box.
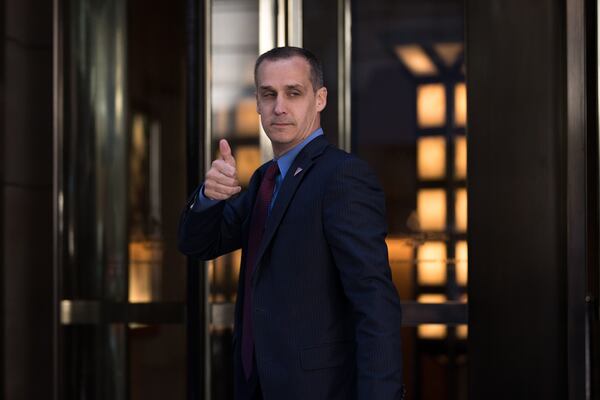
[274,128,323,178]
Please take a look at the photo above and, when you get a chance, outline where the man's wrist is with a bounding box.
[191,184,220,212]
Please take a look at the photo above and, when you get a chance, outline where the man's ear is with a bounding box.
[316,87,328,112]
[255,92,261,114]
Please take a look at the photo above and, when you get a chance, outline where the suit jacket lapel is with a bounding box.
[251,135,329,283]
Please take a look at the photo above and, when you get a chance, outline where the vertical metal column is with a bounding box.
[52,0,64,398]
[566,0,591,398]
[185,0,206,398]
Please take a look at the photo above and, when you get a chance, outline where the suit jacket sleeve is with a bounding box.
[322,157,404,399]
[178,175,256,260]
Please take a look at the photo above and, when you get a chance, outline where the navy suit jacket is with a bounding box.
[179,135,404,399]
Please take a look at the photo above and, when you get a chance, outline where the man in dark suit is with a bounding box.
[179,47,404,399]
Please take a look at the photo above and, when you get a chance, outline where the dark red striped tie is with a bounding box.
[242,161,279,379]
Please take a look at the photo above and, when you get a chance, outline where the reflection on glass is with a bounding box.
[128,113,163,303]
[418,136,446,180]
[417,189,447,231]
[455,135,467,180]
[455,241,468,286]
[418,294,448,339]
[455,188,468,232]
[417,83,446,128]
[455,82,467,127]
[129,240,162,303]
[417,242,447,285]
[395,45,438,76]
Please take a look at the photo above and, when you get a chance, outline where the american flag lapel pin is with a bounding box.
[294,167,303,176]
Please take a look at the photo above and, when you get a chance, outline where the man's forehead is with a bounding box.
[256,56,312,85]
[258,82,306,91]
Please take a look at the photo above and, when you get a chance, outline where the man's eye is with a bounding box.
[289,92,300,97]
[263,93,275,98]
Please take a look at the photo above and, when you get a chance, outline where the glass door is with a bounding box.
[349,1,468,399]
[204,0,299,397]
[56,0,189,398]
[203,1,469,399]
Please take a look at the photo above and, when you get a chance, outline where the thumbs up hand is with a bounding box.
[204,139,242,200]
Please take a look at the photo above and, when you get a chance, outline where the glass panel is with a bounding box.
[62,0,128,397]
[61,0,187,398]
[352,0,467,398]
[209,0,261,397]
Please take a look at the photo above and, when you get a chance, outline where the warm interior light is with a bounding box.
[394,45,438,76]
[456,324,468,339]
[235,146,261,186]
[454,83,467,127]
[235,97,260,136]
[454,136,467,180]
[386,238,414,298]
[417,189,446,231]
[417,136,446,180]
[418,294,447,339]
[417,83,446,128]
[455,188,468,232]
[433,42,463,67]
[129,240,162,303]
[417,241,447,285]
[455,241,468,286]
[456,293,468,339]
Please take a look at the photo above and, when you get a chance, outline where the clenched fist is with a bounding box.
[204,139,242,200]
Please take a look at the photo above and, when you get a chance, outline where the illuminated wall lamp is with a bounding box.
[454,82,467,127]
[417,83,446,128]
[417,136,446,180]
[455,188,468,232]
[456,324,468,339]
[417,294,448,339]
[417,241,447,285]
[433,42,463,67]
[417,189,447,231]
[454,136,467,180]
[394,45,438,76]
[455,241,468,286]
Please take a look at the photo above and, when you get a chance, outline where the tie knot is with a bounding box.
[264,161,279,181]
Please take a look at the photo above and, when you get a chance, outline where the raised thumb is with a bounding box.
[219,139,236,166]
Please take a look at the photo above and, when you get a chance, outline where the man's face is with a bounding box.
[256,56,327,157]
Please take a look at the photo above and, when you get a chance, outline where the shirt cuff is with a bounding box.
[191,184,220,212]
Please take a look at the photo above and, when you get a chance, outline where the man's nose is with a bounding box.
[274,96,286,115]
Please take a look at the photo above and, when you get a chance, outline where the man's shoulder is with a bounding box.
[319,145,373,175]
